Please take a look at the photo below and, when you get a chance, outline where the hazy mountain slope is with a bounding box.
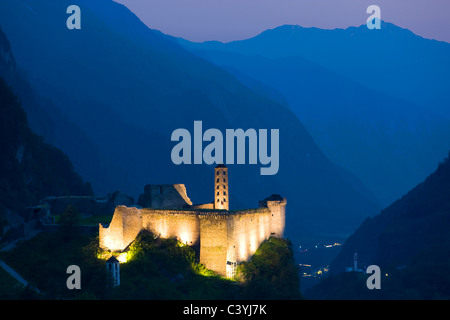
[0,25,135,197]
[0,0,381,240]
[178,47,450,206]
[182,22,450,116]
[0,27,92,220]
[179,24,450,206]
[330,153,450,273]
[305,153,450,299]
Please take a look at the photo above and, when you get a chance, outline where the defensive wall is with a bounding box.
[99,198,286,277]
[99,164,286,278]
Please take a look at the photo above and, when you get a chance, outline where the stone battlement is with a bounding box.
[99,165,286,278]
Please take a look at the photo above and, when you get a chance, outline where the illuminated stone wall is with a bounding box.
[99,206,142,251]
[142,209,200,246]
[99,199,286,277]
[199,213,229,276]
[267,198,287,238]
[227,209,271,264]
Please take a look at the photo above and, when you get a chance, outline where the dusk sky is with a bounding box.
[113,0,450,43]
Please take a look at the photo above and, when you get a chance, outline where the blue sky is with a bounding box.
[114,0,450,43]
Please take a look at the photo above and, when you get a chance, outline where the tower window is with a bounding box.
[217,199,220,202]
[217,192,219,195]
[217,186,219,189]
[223,191,226,195]
[223,178,226,182]
[217,171,220,175]
[223,198,227,202]
[217,178,219,182]
[223,171,226,175]
[223,185,226,189]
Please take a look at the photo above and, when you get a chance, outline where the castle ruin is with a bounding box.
[99,165,286,278]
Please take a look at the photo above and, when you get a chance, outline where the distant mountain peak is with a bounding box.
[253,20,420,42]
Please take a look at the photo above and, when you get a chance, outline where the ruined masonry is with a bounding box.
[99,164,286,278]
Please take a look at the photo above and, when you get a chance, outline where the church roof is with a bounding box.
[215,164,227,168]
[106,256,119,264]
[264,194,284,201]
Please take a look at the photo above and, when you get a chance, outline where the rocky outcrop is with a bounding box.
[137,184,192,209]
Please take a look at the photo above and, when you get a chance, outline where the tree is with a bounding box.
[59,205,81,226]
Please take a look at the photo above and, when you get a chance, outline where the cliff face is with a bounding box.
[0,27,92,221]
[0,26,15,78]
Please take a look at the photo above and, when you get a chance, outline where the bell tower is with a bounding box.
[214,164,229,210]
